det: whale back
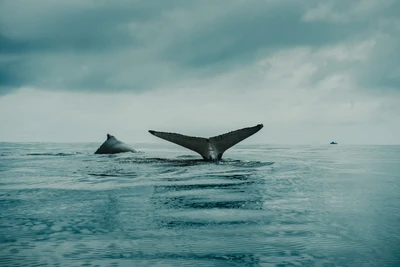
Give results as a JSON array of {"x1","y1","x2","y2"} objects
[{"x1": 94, "y1": 134, "x2": 136, "y2": 154}]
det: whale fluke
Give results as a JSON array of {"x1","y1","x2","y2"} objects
[
  {"x1": 94, "y1": 134, "x2": 137, "y2": 154},
  {"x1": 148, "y1": 124, "x2": 263, "y2": 160}
]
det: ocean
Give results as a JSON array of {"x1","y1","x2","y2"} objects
[{"x1": 1, "y1": 142, "x2": 399, "y2": 266}]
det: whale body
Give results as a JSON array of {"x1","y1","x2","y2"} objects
[
  {"x1": 94, "y1": 134, "x2": 136, "y2": 154},
  {"x1": 149, "y1": 124, "x2": 263, "y2": 160}
]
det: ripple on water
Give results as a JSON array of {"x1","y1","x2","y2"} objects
[{"x1": 1, "y1": 144, "x2": 399, "y2": 266}]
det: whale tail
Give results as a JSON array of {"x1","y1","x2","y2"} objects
[{"x1": 148, "y1": 124, "x2": 263, "y2": 160}]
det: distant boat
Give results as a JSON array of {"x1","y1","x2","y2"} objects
[{"x1": 330, "y1": 141, "x2": 338, "y2": 145}]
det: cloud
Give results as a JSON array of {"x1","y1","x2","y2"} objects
[
  {"x1": 1, "y1": 40, "x2": 399, "y2": 144},
  {"x1": 1, "y1": 0, "x2": 399, "y2": 95},
  {"x1": 302, "y1": 0, "x2": 398, "y2": 24},
  {"x1": 0, "y1": 0, "x2": 399, "y2": 144}
]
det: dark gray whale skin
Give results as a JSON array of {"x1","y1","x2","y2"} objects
[
  {"x1": 94, "y1": 134, "x2": 136, "y2": 154},
  {"x1": 148, "y1": 124, "x2": 263, "y2": 160}
]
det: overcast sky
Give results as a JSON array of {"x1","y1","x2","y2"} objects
[{"x1": 1, "y1": 0, "x2": 399, "y2": 144}]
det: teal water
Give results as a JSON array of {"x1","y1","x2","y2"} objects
[{"x1": 1, "y1": 143, "x2": 399, "y2": 266}]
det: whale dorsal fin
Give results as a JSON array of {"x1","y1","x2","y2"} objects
[{"x1": 148, "y1": 124, "x2": 263, "y2": 160}]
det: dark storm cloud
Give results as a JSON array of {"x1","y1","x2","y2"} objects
[
  {"x1": 165, "y1": 5, "x2": 351, "y2": 68},
  {"x1": 0, "y1": 0, "x2": 399, "y2": 95}
]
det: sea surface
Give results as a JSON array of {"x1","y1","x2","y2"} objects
[{"x1": 0, "y1": 143, "x2": 399, "y2": 267}]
